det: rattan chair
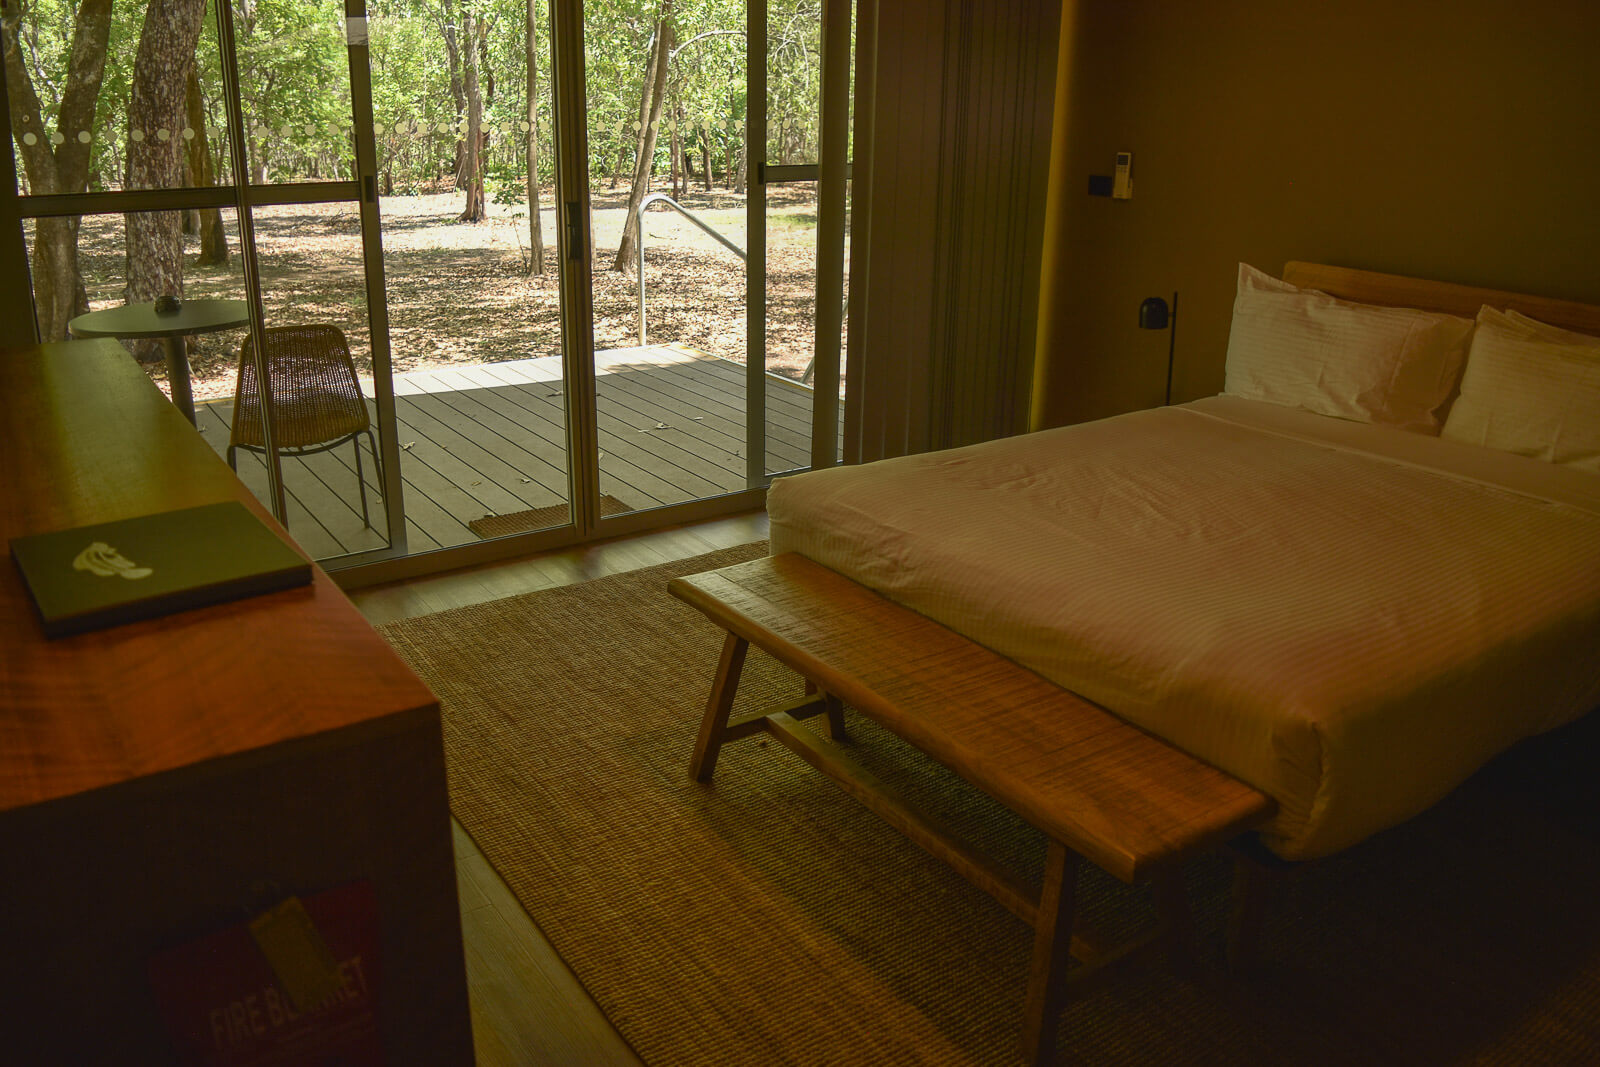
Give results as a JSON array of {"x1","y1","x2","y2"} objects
[{"x1": 227, "y1": 324, "x2": 382, "y2": 528}]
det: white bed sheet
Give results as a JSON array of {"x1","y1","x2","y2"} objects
[{"x1": 768, "y1": 396, "x2": 1600, "y2": 860}]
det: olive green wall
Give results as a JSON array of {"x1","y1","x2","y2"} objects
[{"x1": 1033, "y1": 0, "x2": 1600, "y2": 428}]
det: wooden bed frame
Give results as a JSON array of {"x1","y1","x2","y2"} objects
[
  {"x1": 1282, "y1": 261, "x2": 1600, "y2": 335},
  {"x1": 675, "y1": 263, "x2": 1600, "y2": 1063},
  {"x1": 1233, "y1": 262, "x2": 1600, "y2": 962}
]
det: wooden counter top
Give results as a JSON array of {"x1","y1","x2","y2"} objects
[
  {"x1": 0, "y1": 337, "x2": 437, "y2": 810},
  {"x1": 1, "y1": 339, "x2": 470, "y2": 1064}
]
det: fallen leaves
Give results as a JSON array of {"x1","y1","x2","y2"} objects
[{"x1": 86, "y1": 189, "x2": 834, "y2": 405}]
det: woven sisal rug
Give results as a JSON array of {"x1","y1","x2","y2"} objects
[{"x1": 379, "y1": 544, "x2": 1600, "y2": 1065}]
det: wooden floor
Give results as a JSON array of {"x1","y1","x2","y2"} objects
[
  {"x1": 349, "y1": 509, "x2": 770, "y2": 1066},
  {"x1": 198, "y1": 345, "x2": 821, "y2": 561}
]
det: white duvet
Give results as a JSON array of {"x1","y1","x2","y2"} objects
[{"x1": 768, "y1": 396, "x2": 1600, "y2": 860}]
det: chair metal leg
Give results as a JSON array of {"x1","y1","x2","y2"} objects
[
  {"x1": 226, "y1": 444, "x2": 237, "y2": 471},
  {"x1": 352, "y1": 437, "x2": 371, "y2": 528},
  {"x1": 363, "y1": 430, "x2": 383, "y2": 491}
]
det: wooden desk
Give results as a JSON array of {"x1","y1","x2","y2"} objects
[{"x1": 0, "y1": 340, "x2": 473, "y2": 1064}]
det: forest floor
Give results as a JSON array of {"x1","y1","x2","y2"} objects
[{"x1": 75, "y1": 182, "x2": 841, "y2": 403}]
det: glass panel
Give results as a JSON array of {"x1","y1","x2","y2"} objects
[
  {"x1": 371, "y1": 1, "x2": 569, "y2": 549},
  {"x1": 588, "y1": 0, "x2": 752, "y2": 514},
  {"x1": 26, "y1": 205, "x2": 398, "y2": 561},
  {"x1": 763, "y1": 0, "x2": 826, "y2": 474},
  {"x1": 234, "y1": 0, "x2": 354, "y2": 184},
  {"x1": 7, "y1": 0, "x2": 233, "y2": 195},
  {"x1": 839, "y1": 186, "x2": 850, "y2": 464},
  {"x1": 766, "y1": 0, "x2": 821, "y2": 166},
  {"x1": 25, "y1": 206, "x2": 392, "y2": 560},
  {"x1": 840, "y1": 5, "x2": 854, "y2": 466},
  {"x1": 10, "y1": 2, "x2": 408, "y2": 565},
  {"x1": 244, "y1": 205, "x2": 394, "y2": 557},
  {"x1": 36, "y1": 205, "x2": 248, "y2": 395},
  {"x1": 764, "y1": 179, "x2": 816, "y2": 476}
]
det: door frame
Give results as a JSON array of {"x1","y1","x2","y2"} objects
[{"x1": 212, "y1": 0, "x2": 408, "y2": 565}]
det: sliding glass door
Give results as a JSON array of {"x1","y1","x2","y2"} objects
[
  {"x1": 3, "y1": 0, "x2": 405, "y2": 565},
  {"x1": 4, "y1": 0, "x2": 850, "y2": 575},
  {"x1": 364, "y1": 0, "x2": 578, "y2": 551},
  {"x1": 576, "y1": 0, "x2": 845, "y2": 528},
  {"x1": 346, "y1": 0, "x2": 849, "y2": 556},
  {"x1": 581, "y1": 0, "x2": 759, "y2": 520},
  {"x1": 220, "y1": 0, "x2": 405, "y2": 563}
]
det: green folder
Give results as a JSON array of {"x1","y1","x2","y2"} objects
[{"x1": 10, "y1": 501, "x2": 313, "y2": 638}]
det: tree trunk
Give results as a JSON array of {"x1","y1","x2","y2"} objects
[
  {"x1": 701, "y1": 124, "x2": 713, "y2": 191},
  {"x1": 185, "y1": 65, "x2": 228, "y2": 266},
  {"x1": 478, "y1": 19, "x2": 494, "y2": 104},
  {"x1": 124, "y1": 0, "x2": 209, "y2": 361},
  {"x1": 669, "y1": 113, "x2": 682, "y2": 198},
  {"x1": 2, "y1": 0, "x2": 114, "y2": 340},
  {"x1": 525, "y1": 0, "x2": 544, "y2": 275},
  {"x1": 441, "y1": 0, "x2": 467, "y2": 189},
  {"x1": 732, "y1": 121, "x2": 746, "y2": 195},
  {"x1": 457, "y1": 8, "x2": 486, "y2": 222},
  {"x1": 612, "y1": 2, "x2": 663, "y2": 198},
  {"x1": 30, "y1": 219, "x2": 88, "y2": 344},
  {"x1": 245, "y1": 57, "x2": 275, "y2": 185},
  {"x1": 608, "y1": 137, "x2": 627, "y2": 190},
  {"x1": 612, "y1": 1, "x2": 674, "y2": 273}
]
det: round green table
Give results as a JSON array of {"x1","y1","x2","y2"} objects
[{"x1": 68, "y1": 298, "x2": 250, "y2": 426}]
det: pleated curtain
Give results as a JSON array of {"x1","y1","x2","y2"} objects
[{"x1": 843, "y1": 0, "x2": 1061, "y2": 464}]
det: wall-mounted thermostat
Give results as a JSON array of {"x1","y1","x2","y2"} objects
[{"x1": 1113, "y1": 151, "x2": 1133, "y2": 199}]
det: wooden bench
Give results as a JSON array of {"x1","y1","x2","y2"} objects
[{"x1": 669, "y1": 552, "x2": 1276, "y2": 1064}]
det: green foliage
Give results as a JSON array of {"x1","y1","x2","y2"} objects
[
  {"x1": 9, "y1": 0, "x2": 825, "y2": 194},
  {"x1": 485, "y1": 161, "x2": 524, "y2": 205},
  {"x1": 232, "y1": 0, "x2": 354, "y2": 181},
  {"x1": 5, "y1": 0, "x2": 139, "y2": 189},
  {"x1": 367, "y1": 1, "x2": 459, "y2": 188}
]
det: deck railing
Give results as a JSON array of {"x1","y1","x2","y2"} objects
[{"x1": 635, "y1": 193, "x2": 746, "y2": 347}]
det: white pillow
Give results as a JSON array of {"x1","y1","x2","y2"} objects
[
  {"x1": 1222, "y1": 263, "x2": 1474, "y2": 434},
  {"x1": 1440, "y1": 306, "x2": 1600, "y2": 472}
]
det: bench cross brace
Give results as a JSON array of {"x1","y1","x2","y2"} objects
[{"x1": 687, "y1": 630, "x2": 1199, "y2": 1065}]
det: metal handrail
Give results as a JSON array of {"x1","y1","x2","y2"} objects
[{"x1": 636, "y1": 193, "x2": 746, "y2": 346}]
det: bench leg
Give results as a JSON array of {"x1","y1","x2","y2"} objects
[
  {"x1": 1020, "y1": 840, "x2": 1081, "y2": 1066},
  {"x1": 1152, "y1": 868, "x2": 1197, "y2": 977},
  {"x1": 690, "y1": 632, "x2": 749, "y2": 782},
  {"x1": 823, "y1": 694, "x2": 847, "y2": 741},
  {"x1": 805, "y1": 680, "x2": 849, "y2": 741},
  {"x1": 1227, "y1": 847, "x2": 1274, "y2": 975}
]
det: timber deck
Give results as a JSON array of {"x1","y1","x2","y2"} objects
[{"x1": 197, "y1": 344, "x2": 827, "y2": 561}]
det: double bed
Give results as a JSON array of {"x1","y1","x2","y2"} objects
[{"x1": 767, "y1": 262, "x2": 1600, "y2": 862}]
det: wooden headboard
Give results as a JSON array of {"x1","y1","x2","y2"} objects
[{"x1": 1282, "y1": 262, "x2": 1600, "y2": 338}]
